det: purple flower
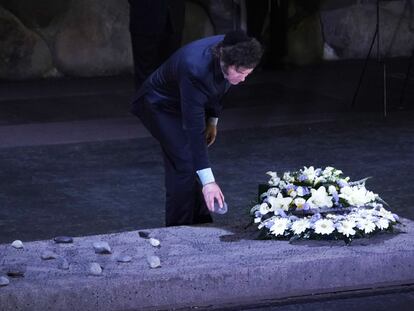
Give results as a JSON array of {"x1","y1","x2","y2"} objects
[
  {"x1": 286, "y1": 184, "x2": 296, "y2": 191},
  {"x1": 315, "y1": 168, "x2": 322, "y2": 176},
  {"x1": 297, "y1": 186, "x2": 310, "y2": 196},
  {"x1": 332, "y1": 192, "x2": 339, "y2": 205},
  {"x1": 299, "y1": 174, "x2": 307, "y2": 182},
  {"x1": 338, "y1": 180, "x2": 348, "y2": 188},
  {"x1": 310, "y1": 213, "x2": 322, "y2": 223},
  {"x1": 303, "y1": 202, "x2": 311, "y2": 211}
]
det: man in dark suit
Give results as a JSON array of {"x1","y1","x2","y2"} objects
[
  {"x1": 128, "y1": 0, "x2": 185, "y2": 89},
  {"x1": 131, "y1": 31, "x2": 263, "y2": 227}
]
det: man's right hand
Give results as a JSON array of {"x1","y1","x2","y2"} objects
[{"x1": 202, "y1": 182, "x2": 224, "y2": 212}]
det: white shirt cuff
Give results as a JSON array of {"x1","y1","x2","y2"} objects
[
  {"x1": 208, "y1": 117, "x2": 218, "y2": 126},
  {"x1": 196, "y1": 168, "x2": 215, "y2": 186}
]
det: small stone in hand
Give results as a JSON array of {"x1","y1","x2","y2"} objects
[{"x1": 212, "y1": 200, "x2": 228, "y2": 214}]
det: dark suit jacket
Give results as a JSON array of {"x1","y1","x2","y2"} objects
[
  {"x1": 131, "y1": 35, "x2": 230, "y2": 171},
  {"x1": 128, "y1": 0, "x2": 185, "y2": 35}
]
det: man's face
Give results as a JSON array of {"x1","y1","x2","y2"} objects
[{"x1": 222, "y1": 65, "x2": 254, "y2": 85}]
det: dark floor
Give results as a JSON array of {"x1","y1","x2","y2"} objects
[
  {"x1": 0, "y1": 58, "x2": 413, "y2": 244},
  {"x1": 0, "y1": 114, "x2": 413, "y2": 244},
  {"x1": 243, "y1": 288, "x2": 414, "y2": 311}
]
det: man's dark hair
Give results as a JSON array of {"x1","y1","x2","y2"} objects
[{"x1": 212, "y1": 31, "x2": 263, "y2": 69}]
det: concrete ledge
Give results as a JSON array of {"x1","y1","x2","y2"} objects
[{"x1": 1, "y1": 219, "x2": 414, "y2": 310}]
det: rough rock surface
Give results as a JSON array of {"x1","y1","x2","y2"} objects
[
  {"x1": 321, "y1": 2, "x2": 414, "y2": 59},
  {"x1": 0, "y1": 6, "x2": 53, "y2": 80},
  {"x1": 182, "y1": 0, "x2": 214, "y2": 45},
  {"x1": 53, "y1": 0, "x2": 133, "y2": 77},
  {"x1": 0, "y1": 0, "x2": 70, "y2": 29},
  {"x1": 204, "y1": 0, "x2": 235, "y2": 33}
]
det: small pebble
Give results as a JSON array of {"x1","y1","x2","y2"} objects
[
  {"x1": 41, "y1": 251, "x2": 58, "y2": 260},
  {"x1": 149, "y1": 238, "x2": 161, "y2": 247},
  {"x1": 89, "y1": 263, "x2": 103, "y2": 276},
  {"x1": 54, "y1": 236, "x2": 73, "y2": 244},
  {"x1": 11, "y1": 240, "x2": 23, "y2": 249},
  {"x1": 138, "y1": 231, "x2": 150, "y2": 239},
  {"x1": 147, "y1": 255, "x2": 161, "y2": 269},
  {"x1": 7, "y1": 269, "x2": 25, "y2": 278},
  {"x1": 0, "y1": 276, "x2": 10, "y2": 286},
  {"x1": 116, "y1": 255, "x2": 132, "y2": 263},
  {"x1": 58, "y1": 259, "x2": 70, "y2": 270},
  {"x1": 93, "y1": 242, "x2": 112, "y2": 254}
]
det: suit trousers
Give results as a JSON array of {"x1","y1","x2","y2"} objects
[{"x1": 133, "y1": 99, "x2": 213, "y2": 226}]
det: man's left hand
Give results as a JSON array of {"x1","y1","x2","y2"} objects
[{"x1": 205, "y1": 123, "x2": 217, "y2": 147}]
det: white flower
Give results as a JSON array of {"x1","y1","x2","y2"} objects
[
  {"x1": 266, "y1": 187, "x2": 280, "y2": 197},
  {"x1": 325, "y1": 213, "x2": 336, "y2": 219},
  {"x1": 283, "y1": 172, "x2": 295, "y2": 183},
  {"x1": 266, "y1": 171, "x2": 281, "y2": 186},
  {"x1": 378, "y1": 207, "x2": 396, "y2": 222},
  {"x1": 337, "y1": 220, "x2": 356, "y2": 237},
  {"x1": 267, "y1": 193, "x2": 292, "y2": 211},
  {"x1": 302, "y1": 166, "x2": 317, "y2": 182},
  {"x1": 266, "y1": 171, "x2": 277, "y2": 178},
  {"x1": 296, "y1": 186, "x2": 307, "y2": 197},
  {"x1": 291, "y1": 219, "x2": 310, "y2": 235},
  {"x1": 269, "y1": 218, "x2": 290, "y2": 236},
  {"x1": 255, "y1": 167, "x2": 399, "y2": 242},
  {"x1": 322, "y1": 166, "x2": 335, "y2": 177},
  {"x1": 356, "y1": 218, "x2": 376, "y2": 234},
  {"x1": 294, "y1": 198, "x2": 306, "y2": 209},
  {"x1": 314, "y1": 176, "x2": 327, "y2": 185},
  {"x1": 314, "y1": 219, "x2": 335, "y2": 235},
  {"x1": 356, "y1": 208, "x2": 377, "y2": 220},
  {"x1": 259, "y1": 203, "x2": 271, "y2": 215},
  {"x1": 250, "y1": 204, "x2": 261, "y2": 215},
  {"x1": 307, "y1": 186, "x2": 333, "y2": 209},
  {"x1": 376, "y1": 218, "x2": 390, "y2": 230},
  {"x1": 339, "y1": 186, "x2": 376, "y2": 207},
  {"x1": 328, "y1": 185, "x2": 337, "y2": 195},
  {"x1": 278, "y1": 180, "x2": 287, "y2": 189}
]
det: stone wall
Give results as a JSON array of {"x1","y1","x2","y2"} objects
[
  {"x1": 0, "y1": 0, "x2": 413, "y2": 80},
  {"x1": 0, "y1": 0, "x2": 224, "y2": 80},
  {"x1": 321, "y1": 0, "x2": 414, "y2": 59},
  {"x1": 0, "y1": 5, "x2": 54, "y2": 79}
]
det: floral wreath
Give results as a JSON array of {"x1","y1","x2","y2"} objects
[{"x1": 250, "y1": 166, "x2": 400, "y2": 244}]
